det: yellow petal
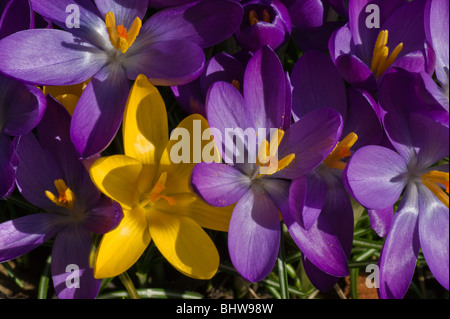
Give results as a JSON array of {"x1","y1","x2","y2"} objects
[
  {"x1": 147, "y1": 209, "x2": 219, "y2": 279},
  {"x1": 123, "y1": 74, "x2": 168, "y2": 166},
  {"x1": 188, "y1": 197, "x2": 233, "y2": 232},
  {"x1": 94, "y1": 205, "x2": 151, "y2": 278},
  {"x1": 89, "y1": 155, "x2": 143, "y2": 210},
  {"x1": 159, "y1": 114, "x2": 220, "y2": 194}
]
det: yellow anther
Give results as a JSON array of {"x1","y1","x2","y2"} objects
[
  {"x1": 324, "y1": 132, "x2": 358, "y2": 170},
  {"x1": 45, "y1": 179, "x2": 75, "y2": 210},
  {"x1": 249, "y1": 8, "x2": 271, "y2": 26},
  {"x1": 105, "y1": 12, "x2": 142, "y2": 54},
  {"x1": 257, "y1": 129, "x2": 294, "y2": 176},
  {"x1": 422, "y1": 170, "x2": 449, "y2": 208},
  {"x1": 370, "y1": 30, "x2": 403, "y2": 78},
  {"x1": 231, "y1": 79, "x2": 241, "y2": 91}
]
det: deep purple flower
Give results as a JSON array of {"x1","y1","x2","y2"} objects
[
  {"x1": 0, "y1": 0, "x2": 46, "y2": 199},
  {"x1": 289, "y1": 50, "x2": 383, "y2": 291},
  {"x1": 0, "y1": 97, "x2": 123, "y2": 299},
  {"x1": 280, "y1": 0, "x2": 347, "y2": 51},
  {"x1": 172, "y1": 51, "x2": 249, "y2": 116},
  {"x1": 344, "y1": 71, "x2": 449, "y2": 298},
  {"x1": 0, "y1": 0, "x2": 243, "y2": 158},
  {"x1": 329, "y1": 0, "x2": 435, "y2": 93},
  {"x1": 191, "y1": 46, "x2": 347, "y2": 282},
  {"x1": 235, "y1": 0, "x2": 291, "y2": 52}
]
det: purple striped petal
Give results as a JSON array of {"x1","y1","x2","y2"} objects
[
  {"x1": 228, "y1": 187, "x2": 281, "y2": 282},
  {"x1": 378, "y1": 183, "x2": 420, "y2": 299},
  {"x1": 51, "y1": 226, "x2": 101, "y2": 299},
  {"x1": 275, "y1": 108, "x2": 342, "y2": 180},
  {"x1": 124, "y1": 39, "x2": 205, "y2": 86},
  {"x1": 0, "y1": 79, "x2": 46, "y2": 137},
  {"x1": 70, "y1": 65, "x2": 130, "y2": 158},
  {"x1": 140, "y1": 0, "x2": 243, "y2": 48},
  {"x1": 0, "y1": 213, "x2": 63, "y2": 263},
  {"x1": 344, "y1": 145, "x2": 407, "y2": 210},
  {"x1": 291, "y1": 50, "x2": 347, "y2": 121},
  {"x1": 368, "y1": 207, "x2": 393, "y2": 238},
  {"x1": 425, "y1": 0, "x2": 449, "y2": 87},
  {"x1": 418, "y1": 184, "x2": 449, "y2": 290},
  {"x1": 29, "y1": 0, "x2": 108, "y2": 49},
  {"x1": 287, "y1": 0, "x2": 323, "y2": 30},
  {"x1": 0, "y1": 29, "x2": 107, "y2": 86},
  {"x1": 243, "y1": 46, "x2": 286, "y2": 130},
  {"x1": 192, "y1": 162, "x2": 251, "y2": 207},
  {"x1": 94, "y1": 0, "x2": 149, "y2": 28},
  {"x1": 83, "y1": 198, "x2": 123, "y2": 234}
]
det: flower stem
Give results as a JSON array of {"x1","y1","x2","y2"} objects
[
  {"x1": 277, "y1": 225, "x2": 289, "y2": 299},
  {"x1": 119, "y1": 272, "x2": 140, "y2": 299}
]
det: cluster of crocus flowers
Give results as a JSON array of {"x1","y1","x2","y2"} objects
[{"x1": 0, "y1": 0, "x2": 448, "y2": 300}]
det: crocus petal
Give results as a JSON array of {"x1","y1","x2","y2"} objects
[
  {"x1": 0, "y1": 29, "x2": 107, "y2": 86},
  {"x1": 147, "y1": 209, "x2": 219, "y2": 280},
  {"x1": 159, "y1": 114, "x2": 220, "y2": 194},
  {"x1": 344, "y1": 145, "x2": 408, "y2": 210},
  {"x1": 29, "y1": 0, "x2": 109, "y2": 49},
  {"x1": 14, "y1": 133, "x2": 66, "y2": 212},
  {"x1": 342, "y1": 88, "x2": 383, "y2": 150},
  {"x1": 378, "y1": 183, "x2": 420, "y2": 299},
  {"x1": 123, "y1": 74, "x2": 168, "y2": 165},
  {"x1": 70, "y1": 65, "x2": 130, "y2": 158},
  {"x1": 425, "y1": 0, "x2": 449, "y2": 86},
  {"x1": 0, "y1": 213, "x2": 63, "y2": 263},
  {"x1": 124, "y1": 39, "x2": 205, "y2": 86},
  {"x1": 186, "y1": 198, "x2": 233, "y2": 232},
  {"x1": 288, "y1": 0, "x2": 323, "y2": 30},
  {"x1": 289, "y1": 175, "x2": 327, "y2": 230},
  {"x1": 228, "y1": 187, "x2": 280, "y2": 282},
  {"x1": 235, "y1": 20, "x2": 287, "y2": 52},
  {"x1": 291, "y1": 50, "x2": 347, "y2": 121},
  {"x1": 302, "y1": 257, "x2": 339, "y2": 292},
  {"x1": 94, "y1": 205, "x2": 150, "y2": 279},
  {"x1": 0, "y1": 135, "x2": 15, "y2": 199},
  {"x1": 83, "y1": 198, "x2": 123, "y2": 235},
  {"x1": 368, "y1": 207, "x2": 394, "y2": 238},
  {"x1": 140, "y1": 0, "x2": 243, "y2": 48},
  {"x1": 192, "y1": 162, "x2": 251, "y2": 207},
  {"x1": 89, "y1": 155, "x2": 143, "y2": 210},
  {"x1": 0, "y1": 0, "x2": 33, "y2": 39},
  {"x1": 409, "y1": 113, "x2": 449, "y2": 169},
  {"x1": 0, "y1": 78, "x2": 46, "y2": 136},
  {"x1": 37, "y1": 96, "x2": 101, "y2": 210},
  {"x1": 243, "y1": 46, "x2": 286, "y2": 130},
  {"x1": 51, "y1": 226, "x2": 100, "y2": 299},
  {"x1": 275, "y1": 108, "x2": 342, "y2": 179},
  {"x1": 267, "y1": 178, "x2": 349, "y2": 277},
  {"x1": 418, "y1": 184, "x2": 449, "y2": 290},
  {"x1": 94, "y1": 0, "x2": 149, "y2": 28}
]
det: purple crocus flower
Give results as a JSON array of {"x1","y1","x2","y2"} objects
[
  {"x1": 0, "y1": 97, "x2": 123, "y2": 299},
  {"x1": 0, "y1": 0, "x2": 46, "y2": 199},
  {"x1": 235, "y1": 0, "x2": 291, "y2": 52},
  {"x1": 289, "y1": 50, "x2": 383, "y2": 291},
  {"x1": 329, "y1": 0, "x2": 435, "y2": 93},
  {"x1": 0, "y1": 0, "x2": 243, "y2": 158},
  {"x1": 344, "y1": 70, "x2": 449, "y2": 298},
  {"x1": 172, "y1": 51, "x2": 248, "y2": 116},
  {"x1": 280, "y1": 0, "x2": 347, "y2": 52},
  {"x1": 191, "y1": 46, "x2": 348, "y2": 282}
]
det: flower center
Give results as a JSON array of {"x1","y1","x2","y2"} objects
[
  {"x1": 141, "y1": 172, "x2": 176, "y2": 208},
  {"x1": 421, "y1": 170, "x2": 449, "y2": 208},
  {"x1": 249, "y1": 8, "x2": 271, "y2": 25},
  {"x1": 256, "y1": 129, "x2": 295, "y2": 176},
  {"x1": 105, "y1": 12, "x2": 142, "y2": 54},
  {"x1": 323, "y1": 132, "x2": 358, "y2": 170},
  {"x1": 370, "y1": 30, "x2": 403, "y2": 78},
  {"x1": 45, "y1": 179, "x2": 76, "y2": 210}
]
